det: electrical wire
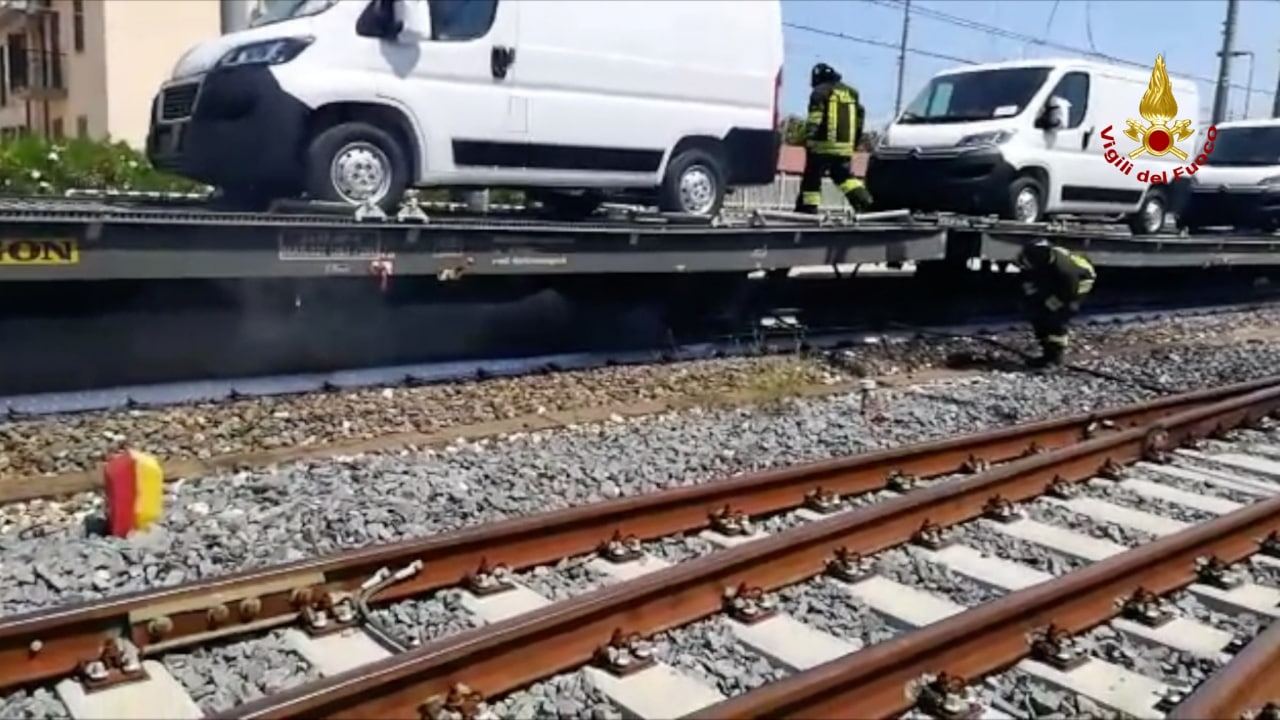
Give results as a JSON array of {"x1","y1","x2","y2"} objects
[
  {"x1": 849, "y1": 0, "x2": 1259, "y2": 95},
  {"x1": 1084, "y1": 0, "x2": 1100, "y2": 54},
  {"x1": 782, "y1": 21, "x2": 977, "y2": 65},
  {"x1": 1040, "y1": 0, "x2": 1062, "y2": 48}
]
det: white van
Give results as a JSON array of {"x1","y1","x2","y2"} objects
[
  {"x1": 1178, "y1": 118, "x2": 1280, "y2": 233},
  {"x1": 146, "y1": 0, "x2": 784, "y2": 217},
  {"x1": 867, "y1": 58, "x2": 1199, "y2": 235}
]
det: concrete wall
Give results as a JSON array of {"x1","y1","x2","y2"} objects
[{"x1": 101, "y1": 0, "x2": 221, "y2": 146}]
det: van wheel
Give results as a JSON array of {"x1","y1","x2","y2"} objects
[
  {"x1": 1005, "y1": 177, "x2": 1045, "y2": 224},
  {"x1": 531, "y1": 190, "x2": 604, "y2": 221},
  {"x1": 1128, "y1": 192, "x2": 1167, "y2": 235},
  {"x1": 305, "y1": 121, "x2": 410, "y2": 212},
  {"x1": 658, "y1": 148, "x2": 725, "y2": 216}
]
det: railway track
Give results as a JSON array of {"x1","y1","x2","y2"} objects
[{"x1": 5, "y1": 376, "x2": 1280, "y2": 718}]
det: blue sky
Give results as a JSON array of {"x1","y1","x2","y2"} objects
[{"x1": 781, "y1": 0, "x2": 1280, "y2": 129}]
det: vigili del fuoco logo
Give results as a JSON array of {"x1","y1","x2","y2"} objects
[{"x1": 1099, "y1": 54, "x2": 1217, "y2": 185}]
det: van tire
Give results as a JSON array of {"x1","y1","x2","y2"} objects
[
  {"x1": 1005, "y1": 176, "x2": 1045, "y2": 224},
  {"x1": 658, "y1": 148, "x2": 726, "y2": 216},
  {"x1": 304, "y1": 121, "x2": 410, "y2": 212},
  {"x1": 1128, "y1": 191, "x2": 1167, "y2": 235}
]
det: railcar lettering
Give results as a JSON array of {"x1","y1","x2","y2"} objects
[
  {"x1": 0, "y1": 239, "x2": 79, "y2": 264},
  {"x1": 278, "y1": 231, "x2": 386, "y2": 261}
]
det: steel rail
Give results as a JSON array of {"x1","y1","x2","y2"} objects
[
  {"x1": 7, "y1": 376, "x2": 1272, "y2": 691},
  {"x1": 1168, "y1": 617, "x2": 1280, "y2": 719},
  {"x1": 689, "y1": 491, "x2": 1280, "y2": 719},
  {"x1": 215, "y1": 377, "x2": 1280, "y2": 719}
]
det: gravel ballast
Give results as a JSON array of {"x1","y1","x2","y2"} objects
[
  {"x1": 3, "y1": 331, "x2": 1280, "y2": 717},
  {"x1": 159, "y1": 630, "x2": 320, "y2": 715},
  {"x1": 8, "y1": 341, "x2": 1280, "y2": 616},
  {"x1": 3, "y1": 306, "x2": 1279, "y2": 481},
  {"x1": 2, "y1": 368, "x2": 1155, "y2": 616}
]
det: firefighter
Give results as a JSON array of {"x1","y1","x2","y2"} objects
[
  {"x1": 1015, "y1": 239, "x2": 1096, "y2": 368},
  {"x1": 795, "y1": 62, "x2": 874, "y2": 215}
]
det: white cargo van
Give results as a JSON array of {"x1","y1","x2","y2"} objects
[
  {"x1": 867, "y1": 58, "x2": 1199, "y2": 235},
  {"x1": 146, "y1": 0, "x2": 784, "y2": 216},
  {"x1": 1178, "y1": 118, "x2": 1280, "y2": 233}
]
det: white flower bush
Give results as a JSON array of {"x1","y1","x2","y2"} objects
[{"x1": 0, "y1": 135, "x2": 202, "y2": 194}]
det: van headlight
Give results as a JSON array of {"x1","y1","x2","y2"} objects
[
  {"x1": 217, "y1": 37, "x2": 314, "y2": 68},
  {"x1": 957, "y1": 130, "x2": 1016, "y2": 147}
]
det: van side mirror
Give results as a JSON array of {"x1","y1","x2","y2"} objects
[
  {"x1": 356, "y1": 0, "x2": 403, "y2": 39},
  {"x1": 1035, "y1": 97, "x2": 1067, "y2": 130}
]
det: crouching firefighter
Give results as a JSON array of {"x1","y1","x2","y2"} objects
[
  {"x1": 795, "y1": 62, "x2": 874, "y2": 215},
  {"x1": 1015, "y1": 239, "x2": 1096, "y2": 368}
]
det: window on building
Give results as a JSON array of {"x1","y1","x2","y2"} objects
[
  {"x1": 72, "y1": 0, "x2": 84, "y2": 53},
  {"x1": 51, "y1": 117, "x2": 63, "y2": 139},
  {"x1": 76, "y1": 114, "x2": 87, "y2": 138}
]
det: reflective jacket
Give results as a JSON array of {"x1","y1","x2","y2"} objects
[
  {"x1": 1020, "y1": 246, "x2": 1096, "y2": 305},
  {"x1": 805, "y1": 81, "x2": 864, "y2": 157}
]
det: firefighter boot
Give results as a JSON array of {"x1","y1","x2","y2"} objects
[
  {"x1": 846, "y1": 186, "x2": 874, "y2": 213},
  {"x1": 1027, "y1": 341, "x2": 1065, "y2": 369},
  {"x1": 795, "y1": 189, "x2": 823, "y2": 215}
]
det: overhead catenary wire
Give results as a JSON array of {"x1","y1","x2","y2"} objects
[{"x1": 837, "y1": 0, "x2": 1266, "y2": 98}]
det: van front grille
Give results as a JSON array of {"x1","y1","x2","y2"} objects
[{"x1": 160, "y1": 82, "x2": 199, "y2": 121}]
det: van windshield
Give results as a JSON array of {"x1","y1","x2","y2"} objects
[
  {"x1": 900, "y1": 67, "x2": 1052, "y2": 124},
  {"x1": 1201, "y1": 125, "x2": 1280, "y2": 166},
  {"x1": 249, "y1": 0, "x2": 338, "y2": 28}
]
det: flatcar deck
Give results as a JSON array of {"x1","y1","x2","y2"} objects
[{"x1": 0, "y1": 195, "x2": 1275, "y2": 281}]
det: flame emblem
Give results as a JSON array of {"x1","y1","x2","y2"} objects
[{"x1": 1123, "y1": 54, "x2": 1194, "y2": 161}]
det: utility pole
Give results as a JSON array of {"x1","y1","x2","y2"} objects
[
  {"x1": 1273, "y1": 49, "x2": 1280, "y2": 118},
  {"x1": 1210, "y1": 0, "x2": 1239, "y2": 125},
  {"x1": 1218, "y1": 50, "x2": 1255, "y2": 118},
  {"x1": 893, "y1": 0, "x2": 912, "y2": 117},
  {"x1": 220, "y1": 0, "x2": 256, "y2": 34}
]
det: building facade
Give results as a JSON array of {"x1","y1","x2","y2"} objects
[{"x1": 0, "y1": 0, "x2": 221, "y2": 147}]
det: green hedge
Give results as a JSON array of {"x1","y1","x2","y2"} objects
[
  {"x1": 0, "y1": 134, "x2": 527, "y2": 205},
  {"x1": 0, "y1": 134, "x2": 205, "y2": 194}
]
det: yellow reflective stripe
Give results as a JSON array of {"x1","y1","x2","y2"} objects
[
  {"x1": 1044, "y1": 296, "x2": 1064, "y2": 311},
  {"x1": 1045, "y1": 334, "x2": 1069, "y2": 347},
  {"x1": 1069, "y1": 254, "x2": 1095, "y2": 273},
  {"x1": 801, "y1": 192, "x2": 822, "y2": 205},
  {"x1": 1077, "y1": 278, "x2": 1094, "y2": 295},
  {"x1": 827, "y1": 95, "x2": 839, "y2": 143},
  {"x1": 807, "y1": 141, "x2": 854, "y2": 156},
  {"x1": 838, "y1": 178, "x2": 864, "y2": 192}
]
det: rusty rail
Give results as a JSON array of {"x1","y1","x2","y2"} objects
[
  {"x1": 215, "y1": 375, "x2": 1280, "y2": 719},
  {"x1": 689, "y1": 494, "x2": 1280, "y2": 719},
  {"x1": 1168, "y1": 618, "x2": 1280, "y2": 719},
  {"x1": 7, "y1": 376, "x2": 1270, "y2": 690}
]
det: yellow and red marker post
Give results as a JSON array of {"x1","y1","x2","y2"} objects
[{"x1": 103, "y1": 450, "x2": 164, "y2": 537}]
